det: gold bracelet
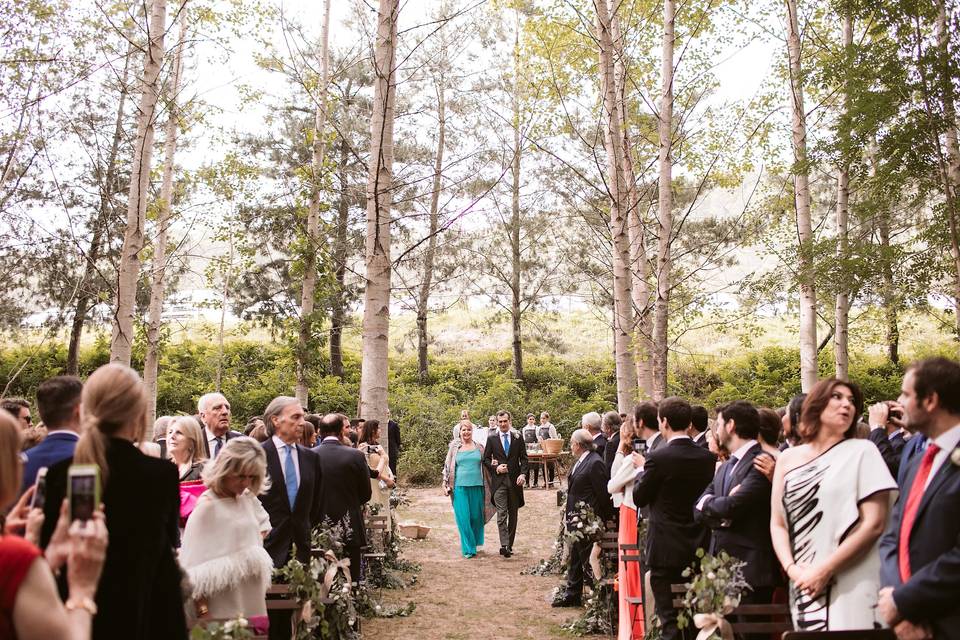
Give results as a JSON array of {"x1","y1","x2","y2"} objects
[{"x1": 65, "y1": 596, "x2": 98, "y2": 616}]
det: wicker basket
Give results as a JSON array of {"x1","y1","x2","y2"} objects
[
  {"x1": 541, "y1": 438, "x2": 563, "y2": 455},
  {"x1": 398, "y1": 523, "x2": 420, "y2": 539}
]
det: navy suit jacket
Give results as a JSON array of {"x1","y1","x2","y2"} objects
[
  {"x1": 869, "y1": 428, "x2": 907, "y2": 479},
  {"x1": 879, "y1": 441, "x2": 960, "y2": 639},
  {"x1": 259, "y1": 439, "x2": 323, "y2": 567},
  {"x1": 898, "y1": 434, "x2": 927, "y2": 488},
  {"x1": 694, "y1": 444, "x2": 780, "y2": 588},
  {"x1": 20, "y1": 431, "x2": 79, "y2": 495},
  {"x1": 312, "y1": 439, "x2": 372, "y2": 563}
]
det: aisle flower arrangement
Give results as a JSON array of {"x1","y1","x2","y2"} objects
[
  {"x1": 189, "y1": 616, "x2": 255, "y2": 640},
  {"x1": 677, "y1": 550, "x2": 750, "y2": 640}
]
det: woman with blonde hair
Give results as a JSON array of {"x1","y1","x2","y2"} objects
[
  {"x1": 167, "y1": 416, "x2": 208, "y2": 481},
  {"x1": 180, "y1": 437, "x2": 273, "y2": 634},
  {"x1": 40, "y1": 363, "x2": 187, "y2": 640}
]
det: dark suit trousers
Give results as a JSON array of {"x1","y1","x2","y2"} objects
[
  {"x1": 492, "y1": 483, "x2": 518, "y2": 549},
  {"x1": 564, "y1": 537, "x2": 593, "y2": 598},
  {"x1": 650, "y1": 565, "x2": 687, "y2": 640}
]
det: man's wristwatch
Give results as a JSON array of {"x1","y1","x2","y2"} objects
[{"x1": 65, "y1": 596, "x2": 98, "y2": 615}]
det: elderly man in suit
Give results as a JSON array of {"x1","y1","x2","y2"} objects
[
  {"x1": 633, "y1": 397, "x2": 716, "y2": 640},
  {"x1": 20, "y1": 375, "x2": 83, "y2": 494},
  {"x1": 878, "y1": 357, "x2": 960, "y2": 640},
  {"x1": 694, "y1": 401, "x2": 780, "y2": 609},
  {"x1": 198, "y1": 392, "x2": 242, "y2": 459},
  {"x1": 259, "y1": 397, "x2": 323, "y2": 640},
  {"x1": 554, "y1": 428, "x2": 614, "y2": 607},
  {"x1": 602, "y1": 410, "x2": 622, "y2": 475},
  {"x1": 481, "y1": 410, "x2": 528, "y2": 558},
  {"x1": 313, "y1": 413, "x2": 373, "y2": 580}
]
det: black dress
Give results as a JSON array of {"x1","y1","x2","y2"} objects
[{"x1": 41, "y1": 437, "x2": 187, "y2": 640}]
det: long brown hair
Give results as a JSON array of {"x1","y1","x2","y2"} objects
[
  {"x1": 74, "y1": 363, "x2": 148, "y2": 486},
  {"x1": 798, "y1": 377, "x2": 863, "y2": 442},
  {"x1": 0, "y1": 410, "x2": 21, "y2": 509}
]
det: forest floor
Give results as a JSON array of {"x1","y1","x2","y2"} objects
[{"x1": 362, "y1": 486, "x2": 615, "y2": 640}]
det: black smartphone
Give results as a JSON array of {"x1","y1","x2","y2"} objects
[
  {"x1": 68, "y1": 464, "x2": 100, "y2": 521},
  {"x1": 31, "y1": 467, "x2": 48, "y2": 510},
  {"x1": 632, "y1": 438, "x2": 647, "y2": 455}
]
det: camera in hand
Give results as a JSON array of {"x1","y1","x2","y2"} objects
[
  {"x1": 632, "y1": 438, "x2": 647, "y2": 455},
  {"x1": 68, "y1": 464, "x2": 100, "y2": 521},
  {"x1": 31, "y1": 467, "x2": 48, "y2": 510}
]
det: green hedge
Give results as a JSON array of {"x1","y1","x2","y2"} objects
[{"x1": 2, "y1": 337, "x2": 949, "y2": 484}]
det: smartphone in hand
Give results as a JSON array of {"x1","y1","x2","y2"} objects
[
  {"x1": 31, "y1": 467, "x2": 48, "y2": 510},
  {"x1": 68, "y1": 464, "x2": 101, "y2": 521}
]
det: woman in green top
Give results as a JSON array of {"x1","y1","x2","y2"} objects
[{"x1": 442, "y1": 419, "x2": 488, "y2": 558}]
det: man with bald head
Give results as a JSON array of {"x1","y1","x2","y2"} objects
[
  {"x1": 198, "y1": 392, "x2": 242, "y2": 458},
  {"x1": 554, "y1": 427, "x2": 614, "y2": 607}
]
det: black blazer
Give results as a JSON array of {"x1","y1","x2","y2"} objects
[
  {"x1": 694, "y1": 443, "x2": 780, "y2": 588},
  {"x1": 632, "y1": 437, "x2": 716, "y2": 569},
  {"x1": 879, "y1": 441, "x2": 960, "y2": 639},
  {"x1": 259, "y1": 439, "x2": 323, "y2": 567},
  {"x1": 41, "y1": 439, "x2": 186, "y2": 640},
  {"x1": 387, "y1": 419, "x2": 401, "y2": 475},
  {"x1": 693, "y1": 431, "x2": 710, "y2": 449},
  {"x1": 482, "y1": 429, "x2": 528, "y2": 508},
  {"x1": 592, "y1": 432, "x2": 608, "y2": 456},
  {"x1": 604, "y1": 433, "x2": 620, "y2": 476},
  {"x1": 201, "y1": 428, "x2": 243, "y2": 458},
  {"x1": 566, "y1": 451, "x2": 614, "y2": 526},
  {"x1": 312, "y1": 439, "x2": 372, "y2": 554},
  {"x1": 869, "y1": 428, "x2": 906, "y2": 479}
]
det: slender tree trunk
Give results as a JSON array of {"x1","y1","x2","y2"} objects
[
  {"x1": 144, "y1": 11, "x2": 187, "y2": 424},
  {"x1": 110, "y1": 0, "x2": 167, "y2": 365},
  {"x1": 786, "y1": 0, "x2": 818, "y2": 391},
  {"x1": 295, "y1": 0, "x2": 332, "y2": 408},
  {"x1": 329, "y1": 133, "x2": 349, "y2": 379},
  {"x1": 873, "y1": 142, "x2": 899, "y2": 364},
  {"x1": 937, "y1": 2, "x2": 960, "y2": 344},
  {"x1": 510, "y1": 11, "x2": 524, "y2": 381},
  {"x1": 651, "y1": 0, "x2": 675, "y2": 400},
  {"x1": 215, "y1": 237, "x2": 233, "y2": 393},
  {"x1": 417, "y1": 77, "x2": 445, "y2": 382},
  {"x1": 360, "y1": 0, "x2": 398, "y2": 451},
  {"x1": 596, "y1": 0, "x2": 638, "y2": 410},
  {"x1": 67, "y1": 39, "x2": 134, "y2": 375},
  {"x1": 834, "y1": 14, "x2": 852, "y2": 381}
]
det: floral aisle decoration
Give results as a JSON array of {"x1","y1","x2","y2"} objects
[
  {"x1": 677, "y1": 550, "x2": 750, "y2": 640},
  {"x1": 189, "y1": 616, "x2": 255, "y2": 640},
  {"x1": 554, "y1": 502, "x2": 615, "y2": 635},
  {"x1": 559, "y1": 587, "x2": 616, "y2": 636},
  {"x1": 563, "y1": 501, "x2": 604, "y2": 546}
]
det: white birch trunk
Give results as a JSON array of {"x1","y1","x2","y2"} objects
[
  {"x1": 651, "y1": 0, "x2": 675, "y2": 400},
  {"x1": 360, "y1": 0, "x2": 398, "y2": 451},
  {"x1": 144, "y1": 11, "x2": 187, "y2": 425},
  {"x1": 834, "y1": 14, "x2": 852, "y2": 381},
  {"x1": 295, "y1": 0, "x2": 332, "y2": 407},
  {"x1": 786, "y1": 0, "x2": 818, "y2": 391},
  {"x1": 596, "y1": 0, "x2": 638, "y2": 412},
  {"x1": 110, "y1": 0, "x2": 167, "y2": 365}
]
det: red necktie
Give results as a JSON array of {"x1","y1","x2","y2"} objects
[{"x1": 898, "y1": 443, "x2": 941, "y2": 581}]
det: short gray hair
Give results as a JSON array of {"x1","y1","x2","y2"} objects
[
  {"x1": 202, "y1": 436, "x2": 270, "y2": 496},
  {"x1": 571, "y1": 428, "x2": 593, "y2": 449},
  {"x1": 263, "y1": 396, "x2": 301, "y2": 436},
  {"x1": 581, "y1": 411, "x2": 602, "y2": 431},
  {"x1": 153, "y1": 416, "x2": 173, "y2": 441},
  {"x1": 602, "y1": 411, "x2": 622, "y2": 431},
  {"x1": 198, "y1": 392, "x2": 228, "y2": 414}
]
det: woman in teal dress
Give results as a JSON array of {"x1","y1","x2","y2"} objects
[{"x1": 442, "y1": 419, "x2": 491, "y2": 558}]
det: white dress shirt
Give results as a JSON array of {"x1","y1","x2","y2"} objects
[
  {"x1": 924, "y1": 423, "x2": 960, "y2": 490},
  {"x1": 570, "y1": 450, "x2": 591, "y2": 478},
  {"x1": 272, "y1": 435, "x2": 301, "y2": 487}
]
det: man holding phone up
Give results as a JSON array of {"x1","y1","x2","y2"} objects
[{"x1": 869, "y1": 400, "x2": 910, "y2": 478}]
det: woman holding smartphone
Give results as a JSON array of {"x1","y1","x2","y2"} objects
[
  {"x1": 40, "y1": 363, "x2": 187, "y2": 640},
  {"x1": 0, "y1": 407, "x2": 109, "y2": 640}
]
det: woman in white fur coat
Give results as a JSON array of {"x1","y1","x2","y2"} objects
[{"x1": 179, "y1": 437, "x2": 273, "y2": 634}]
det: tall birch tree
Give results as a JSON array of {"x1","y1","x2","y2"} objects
[
  {"x1": 295, "y1": 0, "x2": 332, "y2": 407},
  {"x1": 359, "y1": 0, "x2": 399, "y2": 447},
  {"x1": 111, "y1": 0, "x2": 168, "y2": 365},
  {"x1": 834, "y1": 13, "x2": 853, "y2": 380}
]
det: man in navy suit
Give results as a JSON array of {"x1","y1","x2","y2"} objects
[
  {"x1": 481, "y1": 410, "x2": 528, "y2": 557},
  {"x1": 868, "y1": 400, "x2": 910, "y2": 478},
  {"x1": 198, "y1": 392, "x2": 243, "y2": 458},
  {"x1": 633, "y1": 397, "x2": 716, "y2": 640},
  {"x1": 694, "y1": 401, "x2": 780, "y2": 608},
  {"x1": 20, "y1": 375, "x2": 83, "y2": 494},
  {"x1": 878, "y1": 357, "x2": 960, "y2": 640},
  {"x1": 555, "y1": 428, "x2": 614, "y2": 606}
]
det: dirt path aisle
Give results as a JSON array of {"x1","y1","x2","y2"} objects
[{"x1": 362, "y1": 486, "x2": 615, "y2": 640}]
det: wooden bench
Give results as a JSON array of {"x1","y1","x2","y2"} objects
[{"x1": 670, "y1": 583, "x2": 792, "y2": 635}]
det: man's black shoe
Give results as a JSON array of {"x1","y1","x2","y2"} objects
[
  {"x1": 499, "y1": 547, "x2": 509, "y2": 557},
  {"x1": 551, "y1": 596, "x2": 582, "y2": 608}
]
